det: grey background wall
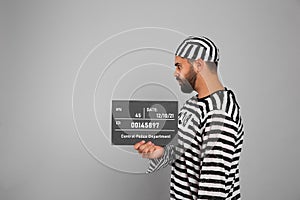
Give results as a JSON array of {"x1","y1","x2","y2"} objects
[{"x1": 1, "y1": 0, "x2": 299, "y2": 199}]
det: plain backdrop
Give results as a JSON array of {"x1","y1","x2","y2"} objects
[{"x1": 0, "y1": 0, "x2": 300, "y2": 199}]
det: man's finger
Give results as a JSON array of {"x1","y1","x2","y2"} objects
[
  {"x1": 138, "y1": 141, "x2": 152, "y2": 153},
  {"x1": 142, "y1": 151, "x2": 153, "y2": 158},
  {"x1": 149, "y1": 146, "x2": 156, "y2": 153},
  {"x1": 143, "y1": 143, "x2": 155, "y2": 154},
  {"x1": 134, "y1": 140, "x2": 145, "y2": 150},
  {"x1": 142, "y1": 153, "x2": 150, "y2": 158}
]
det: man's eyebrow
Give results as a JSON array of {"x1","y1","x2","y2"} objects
[{"x1": 175, "y1": 62, "x2": 181, "y2": 67}]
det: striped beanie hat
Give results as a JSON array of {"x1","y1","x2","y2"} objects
[{"x1": 175, "y1": 36, "x2": 220, "y2": 63}]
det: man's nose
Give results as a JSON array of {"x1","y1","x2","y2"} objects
[{"x1": 174, "y1": 70, "x2": 179, "y2": 78}]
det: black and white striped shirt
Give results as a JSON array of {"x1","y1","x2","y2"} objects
[{"x1": 147, "y1": 88, "x2": 244, "y2": 200}]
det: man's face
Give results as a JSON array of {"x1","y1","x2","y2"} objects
[{"x1": 174, "y1": 56, "x2": 197, "y2": 93}]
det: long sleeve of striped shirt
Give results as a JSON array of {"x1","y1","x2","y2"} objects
[
  {"x1": 146, "y1": 88, "x2": 244, "y2": 200},
  {"x1": 146, "y1": 144, "x2": 175, "y2": 173}
]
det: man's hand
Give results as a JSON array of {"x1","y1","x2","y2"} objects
[{"x1": 134, "y1": 140, "x2": 164, "y2": 159}]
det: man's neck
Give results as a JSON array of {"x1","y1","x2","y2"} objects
[{"x1": 195, "y1": 75, "x2": 225, "y2": 98}]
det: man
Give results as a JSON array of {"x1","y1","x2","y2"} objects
[{"x1": 134, "y1": 36, "x2": 244, "y2": 200}]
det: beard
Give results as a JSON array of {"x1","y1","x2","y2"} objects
[{"x1": 177, "y1": 65, "x2": 197, "y2": 93}]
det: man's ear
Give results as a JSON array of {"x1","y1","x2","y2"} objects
[{"x1": 194, "y1": 59, "x2": 205, "y2": 73}]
